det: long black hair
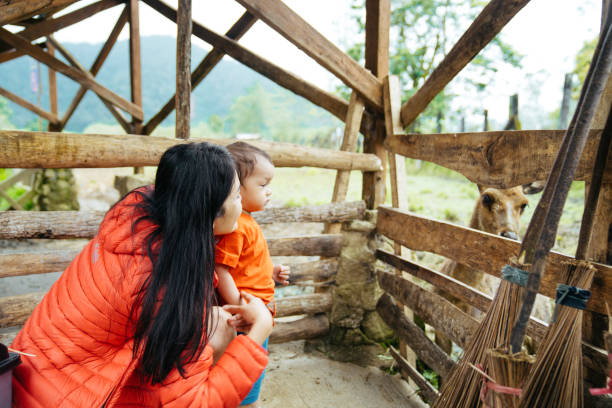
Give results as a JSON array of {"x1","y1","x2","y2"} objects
[{"x1": 131, "y1": 142, "x2": 235, "y2": 384}]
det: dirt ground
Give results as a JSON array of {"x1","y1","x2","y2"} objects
[{"x1": 262, "y1": 340, "x2": 427, "y2": 408}]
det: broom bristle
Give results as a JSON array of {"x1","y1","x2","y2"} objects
[
  {"x1": 432, "y1": 269, "x2": 527, "y2": 408},
  {"x1": 485, "y1": 348, "x2": 535, "y2": 408},
  {"x1": 518, "y1": 261, "x2": 596, "y2": 408}
]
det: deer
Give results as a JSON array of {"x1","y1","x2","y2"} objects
[{"x1": 435, "y1": 185, "x2": 552, "y2": 355}]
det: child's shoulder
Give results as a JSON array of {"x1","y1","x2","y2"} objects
[{"x1": 238, "y1": 212, "x2": 263, "y2": 236}]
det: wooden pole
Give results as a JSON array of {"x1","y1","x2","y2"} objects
[
  {"x1": 324, "y1": 92, "x2": 365, "y2": 234},
  {"x1": 128, "y1": 0, "x2": 142, "y2": 135},
  {"x1": 362, "y1": 0, "x2": 389, "y2": 209},
  {"x1": 46, "y1": 39, "x2": 59, "y2": 132},
  {"x1": 559, "y1": 73, "x2": 573, "y2": 129},
  {"x1": 504, "y1": 93, "x2": 520, "y2": 130},
  {"x1": 0, "y1": 86, "x2": 60, "y2": 126},
  {"x1": 175, "y1": 0, "x2": 192, "y2": 140}
]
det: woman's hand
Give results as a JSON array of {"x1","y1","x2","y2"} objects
[
  {"x1": 222, "y1": 292, "x2": 273, "y2": 344},
  {"x1": 208, "y1": 306, "x2": 237, "y2": 364}
]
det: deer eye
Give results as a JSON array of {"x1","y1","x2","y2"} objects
[
  {"x1": 520, "y1": 203, "x2": 527, "y2": 213},
  {"x1": 482, "y1": 193, "x2": 494, "y2": 210}
]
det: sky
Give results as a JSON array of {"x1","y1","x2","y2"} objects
[{"x1": 43, "y1": 0, "x2": 602, "y2": 129}]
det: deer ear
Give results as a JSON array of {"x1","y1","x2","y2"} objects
[{"x1": 477, "y1": 184, "x2": 485, "y2": 194}]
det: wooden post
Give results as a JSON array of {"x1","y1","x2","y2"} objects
[
  {"x1": 362, "y1": 0, "x2": 389, "y2": 209},
  {"x1": 128, "y1": 0, "x2": 144, "y2": 174},
  {"x1": 325, "y1": 92, "x2": 365, "y2": 234},
  {"x1": 46, "y1": 38, "x2": 59, "y2": 132},
  {"x1": 384, "y1": 75, "x2": 418, "y2": 383},
  {"x1": 504, "y1": 93, "x2": 520, "y2": 130},
  {"x1": 583, "y1": 2, "x2": 612, "y2": 390},
  {"x1": 175, "y1": 0, "x2": 192, "y2": 140},
  {"x1": 559, "y1": 73, "x2": 572, "y2": 130},
  {"x1": 483, "y1": 109, "x2": 489, "y2": 131}
]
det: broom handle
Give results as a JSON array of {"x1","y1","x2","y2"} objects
[
  {"x1": 575, "y1": 92, "x2": 612, "y2": 260},
  {"x1": 509, "y1": 22, "x2": 612, "y2": 353},
  {"x1": 518, "y1": 6, "x2": 612, "y2": 263}
]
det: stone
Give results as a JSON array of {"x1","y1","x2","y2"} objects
[
  {"x1": 330, "y1": 301, "x2": 363, "y2": 328},
  {"x1": 361, "y1": 311, "x2": 395, "y2": 342}
]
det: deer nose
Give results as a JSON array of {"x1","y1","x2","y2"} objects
[{"x1": 501, "y1": 231, "x2": 518, "y2": 240}]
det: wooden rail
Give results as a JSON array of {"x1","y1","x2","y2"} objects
[
  {"x1": 0, "y1": 131, "x2": 382, "y2": 171},
  {"x1": 385, "y1": 130, "x2": 610, "y2": 188},
  {"x1": 377, "y1": 206, "x2": 612, "y2": 315},
  {"x1": 376, "y1": 270, "x2": 609, "y2": 377},
  {"x1": 270, "y1": 314, "x2": 329, "y2": 344},
  {"x1": 0, "y1": 201, "x2": 363, "y2": 239}
]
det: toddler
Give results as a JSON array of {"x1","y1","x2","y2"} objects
[{"x1": 215, "y1": 141, "x2": 290, "y2": 407}]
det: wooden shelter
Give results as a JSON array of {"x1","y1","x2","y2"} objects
[{"x1": 0, "y1": 0, "x2": 611, "y2": 406}]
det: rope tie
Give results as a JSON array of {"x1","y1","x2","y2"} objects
[
  {"x1": 501, "y1": 265, "x2": 528, "y2": 287},
  {"x1": 551, "y1": 284, "x2": 591, "y2": 322},
  {"x1": 474, "y1": 363, "x2": 522, "y2": 408}
]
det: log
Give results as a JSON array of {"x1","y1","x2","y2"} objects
[
  {"x1": 141, "y1": 0, "x2": 374, "y2": 133},
  {"x1": 385, "y1": 130, "x2": 611, "y2": 188},
  {"x1": 0, "y1": 250, "x2": 81, "y2": 278},
  {"x1": 175, "y1": 0, "x2": 192, "y2": 140},
  {"x1": 389, "y1": 346, "x2": 440, "y2": 402},
  {"x1": 377, "y1": 293, "x2": 455, "y2": 378},
  {"x1": 128, "y1": 0, "x2": 142, "y2": 132},
  {"x1": 0, "y1": 202, "x2": 363, "y2": 239},
  {"x1": 378, "y1": 269, "x2": 476, "y2": 348},
  {"x1": 253, "y1": 201, "x2": 365, "y2": 224},
  {"x1": 235, "y1": 0, "x2": 383, "y2": 110},
  {"x1": 377, "y1": 268, "x2": 609, "y2": 377},
  {"x1": 267, "y1": 235, "x2": 342, "y2": 257},
  {"x1": 0, "y1": 130, "x2": 382, "y2": 171},
  {"x1": 0, "y1": 27, "x2": 143, "y2": 120},
  {"x1": 285, "y1": 259, "x2": 339, "y2": 283},
  {"x1": 0, "y1": 292, "x2": 45, "y2": 328},
  {"x1": 399, "y1": 0, "x2": 530, "y2": 127},
  {"x1": 270, "y1": 314, "x2": 329, "y2": 344},
  {"x1": 143, "y1": 12, "x2": 257, "y2": 135},
  {"x1": 377, "y1": 206, "x2": 612, "y2": 315},
  {"x1": 0, "y1": 0, "x2": 109, "y2": 32},
  {"x1": 47, "y1": 39, "x2": 59, "y2": 131},
  {"x1": 60, "y1": 7, "x2": 128, "y2": 130},
  {"x1": 0, "y1": 87, "x2": 60, "y2": 125},
  {"x1": 275, "y1": 293, "x2": 332, "y2": 318}
]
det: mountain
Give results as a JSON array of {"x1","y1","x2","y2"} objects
[{"x1": 0, "y1": 35, "x2": 338, "y2": 133}]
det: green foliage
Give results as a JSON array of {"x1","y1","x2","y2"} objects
[
  {"x1": 416, "y1": 359, "x2": 440, "y2": 389},
  {"x1": 573, "y1": 37, "x2": 596, "y2": 100},
  {"x1": 346, "y1": 0, "x2": 522, "y2": 132}
]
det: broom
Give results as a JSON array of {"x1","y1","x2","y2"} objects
[
  {"x1": 481, "y1": 14, "x2": 612, "y2": 407},
  {"x1": 433, "y1": 10, "x2": 612, "y2": 407}
]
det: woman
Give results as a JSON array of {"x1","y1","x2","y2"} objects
[{"x1": 11, "y1": 142, "x2": 273, "y2": 407}]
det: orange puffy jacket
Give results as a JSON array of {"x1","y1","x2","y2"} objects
[{"x1": 11, "y1": 190, "x2": 268, "y2": 407}]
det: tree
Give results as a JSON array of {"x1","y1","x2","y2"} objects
[
  {"x1": 0, "y1": 96, "x2": 14, "y2": 129},
  {"x1": 346, "y1": 0, "x2": 522, "y2": 132},
  {"x1": 572, "y1": 36, "x2": 596, "y2": 100}
]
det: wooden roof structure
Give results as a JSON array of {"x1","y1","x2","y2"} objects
[{"x1": 1, "y1": 0, "x2": 611, "y2": 404}]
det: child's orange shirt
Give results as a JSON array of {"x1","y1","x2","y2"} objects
[{"x1": 215, "y1": 212, "x2": 275, "y2": 306}]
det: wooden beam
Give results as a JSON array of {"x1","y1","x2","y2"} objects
[
  {"x1": 325, "y1": 92, "x2": 365, "y2": 234},
  {"x1": 47, "y1": 36, "x2": 131, "y2": 133},
  {"x1": 389, "y1": 346, "x2": 440, "y2": 402},
  {"x1": 0, "y1": 27, "x2": 143, "y2": 120},
  {"x1": 46, "y1": 38, "x2": 59, "y2": 132},
  {"x1": 142, "y1": 0, "x2": 366, "y2": 131},
  {"x1": 399, "y1": 0, "x2": 530, "y2": 127},
  {"x1": 0, "y1": 292, "x2": 45, "y2": 328},
  {"x1": 270, "y1": 314, "x2": 329, "y2": 344},
  {"x1": 267, "y1": 235, "x2": 342, "y2": 257},
  {"x1": 128, "y1": 0, "x2": 143, "y2": 133},
  {"x1": 376, "y1": 206, "x2": 612, "y2": 315},
  {"x1": 143, "y1": 11, "x2": 257, "y2": 135},
  {"x1": 235, "y1": 0, "x2": 383, "y2": 110},
  {"x1": 0, "y1": 130, "x2": 382, "y2": 171},
  {"x1": 252, "y1": 201, "x2": 366, "y2": 224},
  {"x1": 175, "y1": 0, "x2": 192, "y2": 139},
  {"x1": 0, "y1": 0, "x2": 121, "y2": 52},
  {"x1": 377, "y1": 293, "x2": 455, "y2": 378},
  {"x1": 385, "y1": 129, "x2": 611, "y2": 188},
  {"x1": 285, "y1": 259, "x2": 338, "y2": 284},
  {"x1": 275, "y1": 293, "x2": 332, "y2": 318},
  {"x1": 377, "y1": 269, "x2": 609, "y2": 377},
  {"x1": 60, "y1": 7, "x2": 128, "y2": 130},
  {"x1": 0, "y1": 86, "x2": 60, "y2": 125}
]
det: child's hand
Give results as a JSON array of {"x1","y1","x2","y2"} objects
[
  {"x1": 273, "y1": 264, "x2": 290, "y2": 286},
  {"x1": 223, "y1": 292, "x2": 273, "y2": 344}
]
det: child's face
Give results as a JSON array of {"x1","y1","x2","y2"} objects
[
  {"x1": 241, "y1": 155, "x2": 274, "y2": 212},
  {"x1": 213, "y1": 172, "x2": 242, "y2": 235}
]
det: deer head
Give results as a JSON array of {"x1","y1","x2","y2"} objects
[{"x1": 472, "y1": 186, "x2": 529, "y2": 241}]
